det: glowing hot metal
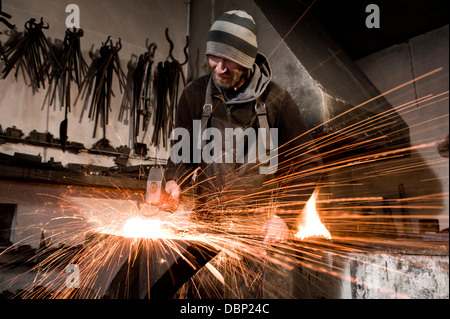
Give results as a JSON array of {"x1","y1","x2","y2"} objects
[{"x1": 123, "y1": 218, "x2": 169, "y2": 239}]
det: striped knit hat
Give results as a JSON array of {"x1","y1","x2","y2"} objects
[{"x1": 206, "y1": 10, "x2": 258, "y2": 69}]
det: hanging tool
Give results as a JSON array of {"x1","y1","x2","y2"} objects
[
  {"x1": 1, "y1": 17, "x2": 60, "y2": 93},
  {"x1": 152, "y1": 60, "x2": 168, "y2": 147},
  {"x1": 165, "y1": 27, "x2": 188, "y2": 86},
  {"x1": 46, "y1": 28, "x2": 88, "y2": 152},
  {"x1": 0, "y1": 33, "x2": 5, "y2": 65},
  {"x1": 118, "y1": 55, "x2": 136, "y2": 127},
  {"x1": 152, "y1": 28, "x2": 188, "y2": 149},
  {"x1": 78, "y1": 36, "x2": 126, "y2": 139},
  {"x1": 59, "y1": 103, "x2": 69, "y2": 152},
  {"x1": 0, "y1": 0, "x2": 14, "y2": 65},
  {"x1": 132, "y1": 42, "x2": 157, "y2": 155},
  {"x1": 48, "y1": 28, "x2": 88, "y2": 108}
]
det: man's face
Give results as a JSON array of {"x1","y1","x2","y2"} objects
[{"x1": 208, "y1": 55, "x2": 247, "y2": 90}]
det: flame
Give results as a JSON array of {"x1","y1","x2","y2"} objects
[
  {"x1": 295, "y1": 190, "x2": 332, "y2": 240},
  {"x1": 123, "y1": 218, "x2": 168, "y2": 239}
]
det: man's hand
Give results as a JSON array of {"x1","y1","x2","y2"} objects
[
  {"x1": 159, "y1": 180, "x2": 181, "y2": 212},
  {"x1": 262, "y1": 215, "x2": 289, "y2": 244}
]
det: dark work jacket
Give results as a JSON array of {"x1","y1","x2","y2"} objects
[{"x1": 165, "y1": 74, "x2": 323, "y2": 231}]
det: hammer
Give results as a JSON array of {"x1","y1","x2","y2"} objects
[
  {"x1": 145, "y1": 167, "x2": 167, "y2": 205},
  {"x1": 144, "y1": 167, "x2": 181, "y2": 213}
]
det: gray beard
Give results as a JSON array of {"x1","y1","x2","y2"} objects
[{"x1": 211, "y1": 71, "x2": 243, "y2": 91}]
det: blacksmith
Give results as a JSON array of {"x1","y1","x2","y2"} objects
[{"x1": 162, "y1": 10, "x2": 322, "y2": 297}]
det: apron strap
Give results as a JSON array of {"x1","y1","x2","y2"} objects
[
  {"x1": 255, "y1": 100, "x2": 271, "y2": 152},
  {"x1": 199, "y1": 77, "x2": 271, "y2": 153},
  {"x1": 198, "y1": 77, "x2": 213, "y2": 151}
]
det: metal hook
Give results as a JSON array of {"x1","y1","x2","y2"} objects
[
  {"x1": 147, "y1": 42, "x2": 157, "y2": 58},
  {"x1": 165, "y1": 28, "x2": 189, "y2": 65},
  {"x1": 37, "y1": 17, "x2": 49, "y2": 29},
  {"x1": 99, "y1": 36, "x2": 111, "y2": 56},
  {"x1": 180, "y1": 35, "x2": 189, "y2": 65},
  {"x1": 64, "y1": 28, "x2": 72, "y2": 46},
  {"x1": 0, "y1": 0, "x2": 15, "y2": 29},
  {"x1": 102, "y1": 36, "x2": 111, "y2": 47},
  {"x1": 24, "y1": 18, "x2": 36, "y2": 31},
  {"x1": 115, "y1": 37, "x2": 122, "y2": 51},
  {"x1": 165, "y1": 28, "x2": 175, "y2": 62},
  {"x1": 76, "y1": 28, "x2": 84, "y2": 37}
]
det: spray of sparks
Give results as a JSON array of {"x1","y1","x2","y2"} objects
[{"x1": 0, "y1": 76, "x2": 447, "y2": 298}]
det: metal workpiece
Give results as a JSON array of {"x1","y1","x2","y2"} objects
[{"x1": 77, "y1": 231, "x2": 219, "y2": 299}]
